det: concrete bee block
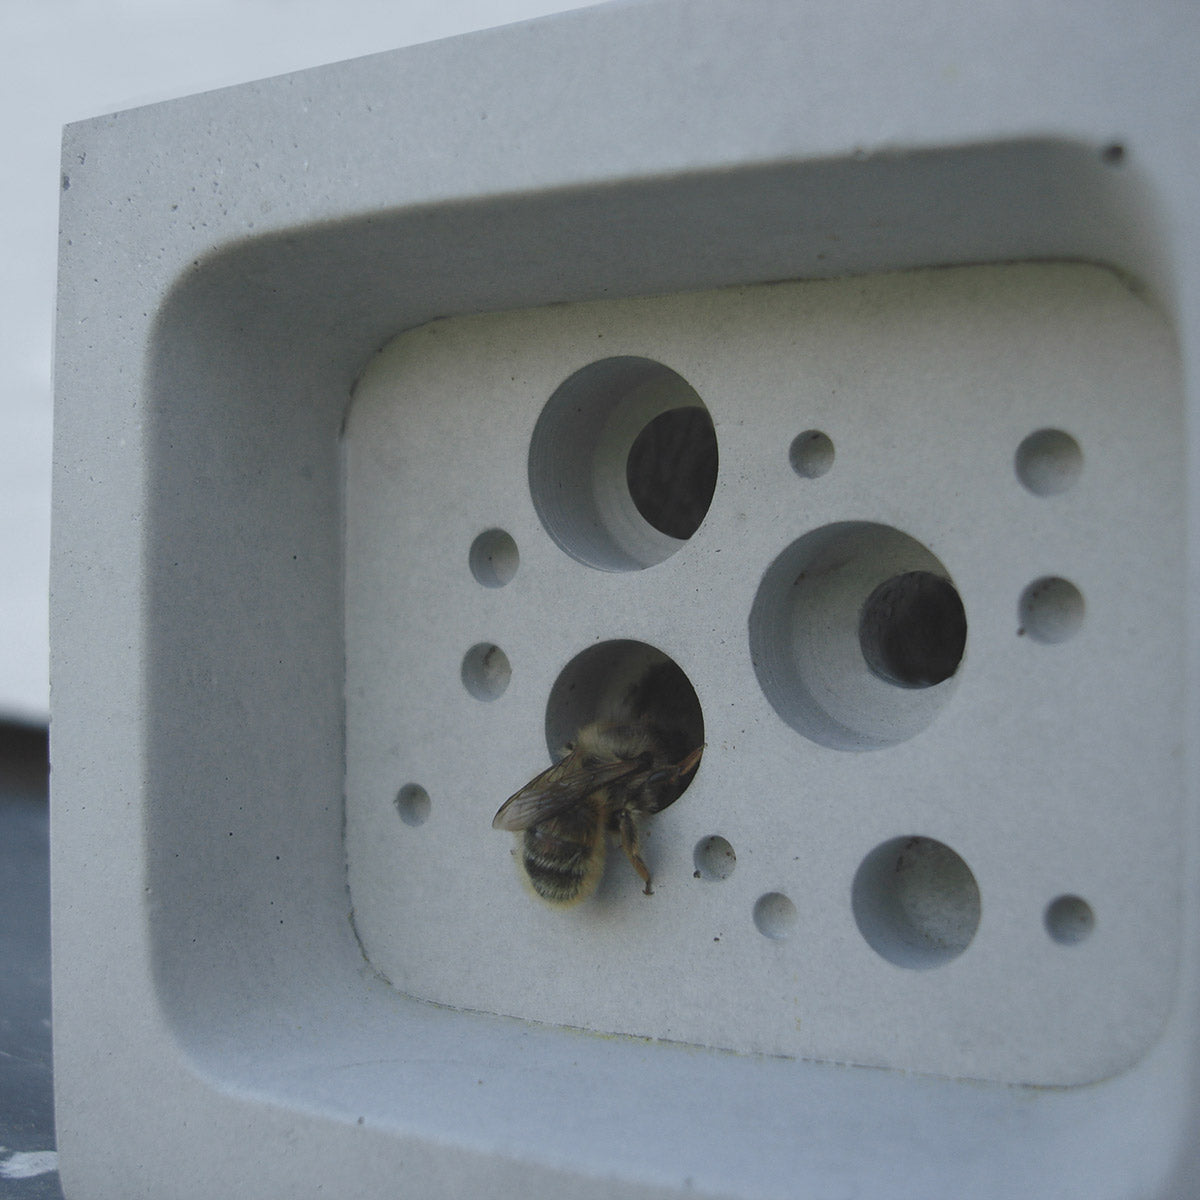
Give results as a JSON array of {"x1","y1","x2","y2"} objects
[{"x1": 51, "y1": 1, "x2": 1200, "y2": 1198}]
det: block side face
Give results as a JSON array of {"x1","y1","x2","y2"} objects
[{"x1": 345, "y1": 263, "x2": 1185, "y2": 1087}]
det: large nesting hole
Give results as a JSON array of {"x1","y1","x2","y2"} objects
[
  {"x1": 852, "y1": 836, "x2": 981, "y2": 968},
  {"x1": 528, "y1": 357, "x2": 718, "y2": 571},
  {"x1": 749, "y1": 522, "x2": 966, "y2": 750},
  {"x1": 860, "y1": 571, "x2": 967, "y2": 688},
  {"x1": 542, "y1": 640, "x2": 704, "y2": 808}
]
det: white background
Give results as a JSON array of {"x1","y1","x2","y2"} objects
[{"x1": 0, "y1": 0, "x2": 598, "y2": 724}]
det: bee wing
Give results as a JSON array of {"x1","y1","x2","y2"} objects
[{"x1": 492, "y1": 748, "x2": 648, "y2": 831}]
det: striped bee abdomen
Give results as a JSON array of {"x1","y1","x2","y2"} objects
[{"x1": 521, "y1": 803, "x2": 607, "y2": 906}]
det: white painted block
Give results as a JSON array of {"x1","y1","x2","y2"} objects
[{"x1": 52, "y1": 2, "x2": 1200, "y2": 1197}]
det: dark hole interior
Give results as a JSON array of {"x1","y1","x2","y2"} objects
[
  {"x1": 625, "y1": 406, "x2": 718, "y2": 540},
  {"x1": 859, "y1": 571, "x2": 967, "y2": 688}
]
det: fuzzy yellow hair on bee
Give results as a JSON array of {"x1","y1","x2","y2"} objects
[{"x1": 493, "y1": 720, "x2": 703, "y2": 905}]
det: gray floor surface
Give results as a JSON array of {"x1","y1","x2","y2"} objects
[{"x1": 0, "y1": 725, "x2": 64, "y2": 1198}]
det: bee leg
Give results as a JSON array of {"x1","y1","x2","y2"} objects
[{"x1": 617, "y1": 808, "x2": 653, "y2": 896}]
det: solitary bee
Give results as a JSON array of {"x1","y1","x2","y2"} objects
[{"x1": 492, "y1": 721, "x2": 703, "y2": 904}]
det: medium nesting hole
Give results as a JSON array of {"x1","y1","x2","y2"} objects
[
  {"x1": 852, "y1": 836, "x2": 980, "y2": 969},
  {"x1": 541, "y1": 640, "x2": 704, "y2": 812}
]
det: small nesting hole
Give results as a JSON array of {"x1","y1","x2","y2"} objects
[
  {"x1": 1019, "y1": 577, "x2": 1084, "y2": 644},
  {"x1": 694, "y1": 835, "x2": 736, "y2": 881},
  {"x1": 1045, "y1": 895, "x2": 1095, "y2": 945},
  {"x1": 753, "y1": 892, "x2": 797, "y2": 939},
  {"x1": 395, "y1": 784, "x2": 431, "y2": 827},
  {"x1": 461, "y1": 643, "x2": 512, "y2": 701},
  {"x1": 789, "y1": 430, "x2": 835, "y2": 478},
  {"x1": 469, "y1": 529, "x2": 519, "y2": 587},
  {"x1": 1015, "y1": 429, "x2": 1082, "y2": 496}
]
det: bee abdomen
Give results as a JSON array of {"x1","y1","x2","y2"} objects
[{"x1": 522, "y1": 815, "x2": 605, "y2": 906}]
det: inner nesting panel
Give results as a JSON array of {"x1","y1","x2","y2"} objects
[{"x1": 342, "y1": 264, "x2": 1184, "y2": 1086}]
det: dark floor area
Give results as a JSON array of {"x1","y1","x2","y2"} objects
[{"x1": 0, "y1": 722, "x2": 64, "y2": 1197}]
